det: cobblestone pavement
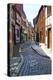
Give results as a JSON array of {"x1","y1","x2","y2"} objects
[{"x1": 17, "y1": 42, "x2": 51, "y2": 76}]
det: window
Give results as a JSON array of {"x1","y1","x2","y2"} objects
[
  {"x1": 15, "y1": 25, "x2": 20, "y2": 43},
  {"x1": 47, "y1": 6, "x2": 51, "y2": 17}
]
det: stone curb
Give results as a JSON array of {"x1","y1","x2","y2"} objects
[{"x1": 31, "y1": 46, "x2": 50, "y2": 59}]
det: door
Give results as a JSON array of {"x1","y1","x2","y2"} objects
[{"x1": 48, "y1": 28, "x2": 52, "y2": 48}]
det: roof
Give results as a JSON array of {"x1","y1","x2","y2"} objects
[
  {"x1": 12, "y1": 4, "x2": 23, "y2": 17},
  {"x1": 21, "y1": 10, "x2": 26, "y2": 18},
  {"x1": 38, "y1": 5, "x2": 47, "y2": 18}
]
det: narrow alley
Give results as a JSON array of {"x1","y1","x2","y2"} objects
[{"x1": 8, "y1": 4, "x2": 52, "y2": 76}]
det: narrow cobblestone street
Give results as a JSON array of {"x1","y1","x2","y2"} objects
[
  {"x1": 17, "y1": 42, "x2": 51, "y2": 76},
  {"x1": 8, "y1": 4, "x2": 52, "y2": 76}
]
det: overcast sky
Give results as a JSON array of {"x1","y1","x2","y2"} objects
[{"x1": 23, "y1": 4, "x2": 41, "y2": 27}]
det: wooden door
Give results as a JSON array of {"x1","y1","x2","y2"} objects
[{"x1": 48, "y1": 28, "x2": 52, "y2": 48}]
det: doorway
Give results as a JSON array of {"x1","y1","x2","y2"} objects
[{"x1": 47, "y1": 28, "x2": 52, "y2": 48}]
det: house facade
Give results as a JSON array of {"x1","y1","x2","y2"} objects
[
  {"x1": 27, "y1": 22, "x2": 35, "y2": 41},
  {"x1": 45, "y1": 6, "x2": 52, "y2": 48},
  {"x1": 33, "y1": 5, "x2": 52, "y2": 49},
  {"x1": 37, "y1": 6, "x2": 45, "y2": 44},
  {"x1": 8, "y1": 4, "x2": 28, "y2": 58},
  {"x1": 33, "y1": 16, "x2": 39, "y2": 42}
]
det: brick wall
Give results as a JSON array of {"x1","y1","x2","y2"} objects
[{"x1": 37, "y1": 7, "x2": 45, "y2": 43}]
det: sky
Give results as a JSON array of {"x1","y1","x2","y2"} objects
[{"x1": 23, "y1": 4, "x2": 41, "y2": 27}]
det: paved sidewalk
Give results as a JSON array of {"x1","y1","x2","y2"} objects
[
  {"x1": 10, "y1": 53, "x2": 24, "y2": 76},
  {"x1": 40, "y1": 45, "x2": 52, "y2": 59},
  {"x1": 31, "y1": 44, "x2": 51, "y2": 59}
]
